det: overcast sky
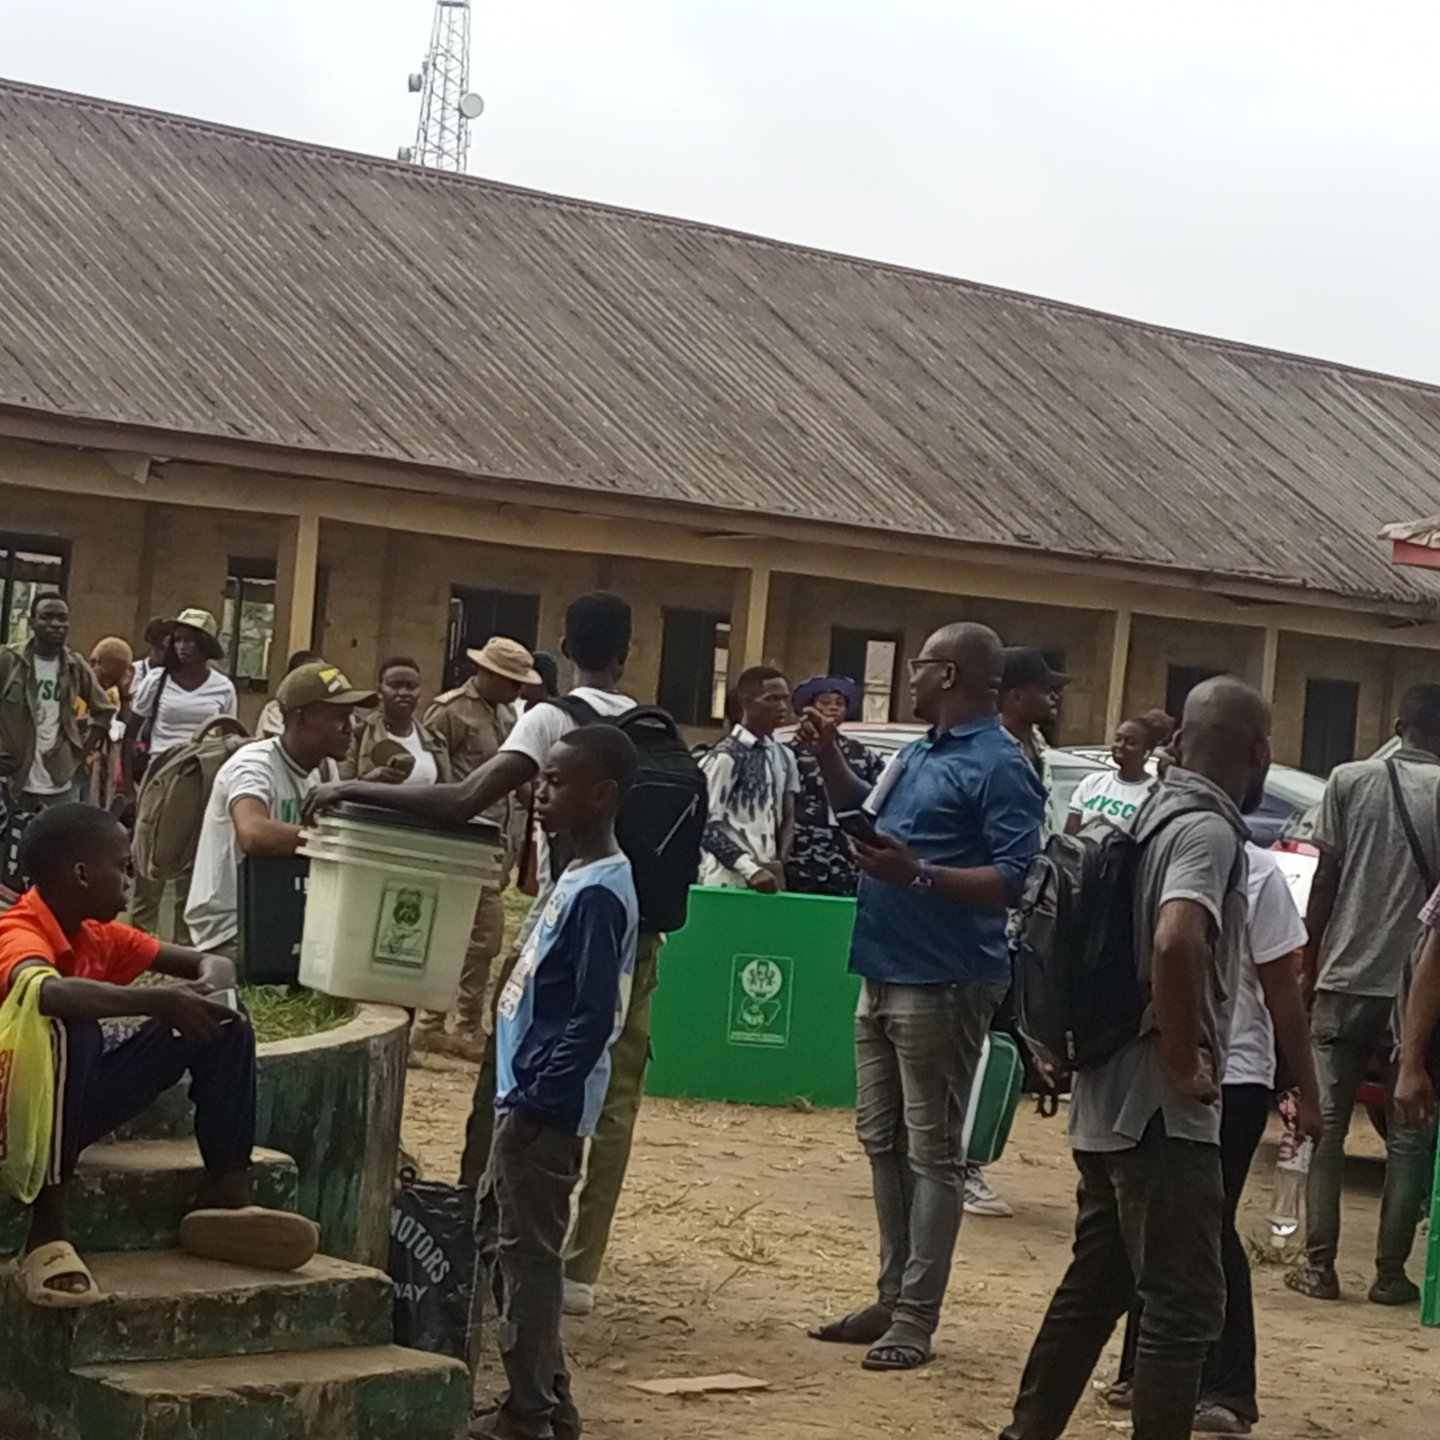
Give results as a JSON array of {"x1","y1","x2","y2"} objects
[{"x1": 7, "y1": 0, "x2": 1440, "y2": 381}]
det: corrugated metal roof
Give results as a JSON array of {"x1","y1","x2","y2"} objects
[{"x1": 2, "y1": 79, "x2": 1439, "y2": 612}]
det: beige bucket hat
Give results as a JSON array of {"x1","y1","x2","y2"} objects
[{"x1": 467, "y1": 636, "x2": 542, "y2": 686}]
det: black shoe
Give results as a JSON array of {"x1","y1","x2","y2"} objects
[
  {"x1": 1368, "y1": 1272, "x2": 1420, "y2": 1306},
  {"x1": 1284, "y1": 1262, "x2": 1339, "y2": 1300},
  {"x1": 1193, "y1": 1404, "x2": 1253, "y2": 1435}
]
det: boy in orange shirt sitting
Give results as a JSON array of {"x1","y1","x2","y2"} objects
[{"x1": 0, "y1": 803, "x2": 318, "y2": 1307}]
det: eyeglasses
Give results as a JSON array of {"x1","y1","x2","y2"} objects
[{"x1": 906, "y1": 657, "x2": 953, "y2": 678}]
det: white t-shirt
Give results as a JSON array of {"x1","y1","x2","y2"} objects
[
  {"x1": 133, "y1": 667, "x2": 238, "y2": 758},
  {"x1": 1068, "y1": 771, "x2": 1153, "y2": 832},
  {"x1": 185, "y1": 738, "x2": 335, "y2": 951},
  {"x1": 26, "y1": 653, "x2": 66, "y2": 795},
  {"x1": 1224, "y1": 843, "x2": 1309, "y2": 1087},
  {"x1": 501, "y1": 686, "x2": 637, "y2": 766},
  {"x1": 390, "y1": 726, "x2": 439, "y2": 787},
  {"x1": 502, "y1": 688, "x2": 637, "y2": 882}
]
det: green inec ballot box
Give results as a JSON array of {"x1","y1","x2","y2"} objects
[{"x1": 646, "y1": 887, "x2": 862, "y2": 1108}]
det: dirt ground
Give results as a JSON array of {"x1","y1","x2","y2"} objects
[{"x1": 403, "y1": 1060, "x2": 1438, "y2": 1440}]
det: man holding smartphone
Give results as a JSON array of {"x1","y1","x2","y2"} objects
[{"x1": 801, "y1": 622, "x2": 1044, "y2": 1373}]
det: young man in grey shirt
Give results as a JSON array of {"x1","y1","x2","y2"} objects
[
  {"x1": 1000, "y1": 678, "x2": 1268, "y2": 1440},
  {"x1": 1287, "y1": 683, "x2": 1440, "y2": 1305}
]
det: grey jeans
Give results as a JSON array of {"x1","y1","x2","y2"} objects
[
  {"x1": 854, "y1": 977, "x2": 1006, "y2": 1335},
  {"x1": 1305, "y1": 989, "x2": 1438, "y2": 1277}
]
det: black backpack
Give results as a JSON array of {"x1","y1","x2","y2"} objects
[
  {"x1": 545, "y1": 698, "x2": 706, "y2": 935},
  {"x1": 1013, "y1": 804, "x2": 1238, "y2": 1074}
]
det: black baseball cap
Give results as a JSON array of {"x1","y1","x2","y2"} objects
[{"x1": 1000, "y1": 647, "x2": 1071, "y2": 692}]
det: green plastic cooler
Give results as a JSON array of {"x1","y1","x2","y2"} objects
[{"x1": 646, "y1": 887, "x2": 861, "y2": 1107}]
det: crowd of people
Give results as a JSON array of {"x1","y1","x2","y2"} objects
[{"x1": 1, "y1": 586, "x2": 1439, "y2": 1440}]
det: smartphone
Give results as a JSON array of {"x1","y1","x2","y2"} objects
[{"x1": 836, "y1": 809, "x2": 882, "y2": 845}]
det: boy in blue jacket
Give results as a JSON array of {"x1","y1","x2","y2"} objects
[{"x1": 473, "y1": 724, "x2": 640, "y2": 1440}]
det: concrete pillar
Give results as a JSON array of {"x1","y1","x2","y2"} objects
[
  {"x1": 1102, "y1": 607, "x2": 1133, "y2": 739},
  {"x1": 271, "y1": 509, "x2": 320, "y2": 689},
  {"x1": 763, "y1": 571, "x2": 794, "y2": 671},
  {"x1": 728, "y1": 564, "x2": 772, "y2": 681},
  {"x1": 1258, "y1": 624, "x2": 1280, "y2": 701}
]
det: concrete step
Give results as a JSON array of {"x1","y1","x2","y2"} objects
[
  {"x1": 0, "y1": 1140, "x2": 299, "y2": 1257},
  {"x1": 71, "y1": 1344, "x2": 470, "y2": 1440},
  {"x1": 0, "y1": 1250, "x2": 393, "y2": 1368}
]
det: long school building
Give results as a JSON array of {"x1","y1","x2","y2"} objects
[{"x1": 4, "y1": 80, "x2": 1440, "y2": 764}]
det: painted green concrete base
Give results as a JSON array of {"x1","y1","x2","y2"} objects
[
  {"x1": 0, "y1": 1140, "x2": 297, "y2": 1257},
  {"x1": 254, "y1": 1006, "x2": 409, "y2": 1268},
  {"x1": 72, "y1": 1346, "x2": 468, "y2": 1440},
  {"x1": 0, "y1": 1008, "x2": 453, "y2": 1439},
  {"x1": 118, "y1": 1006, "x2": 409, "y2": 1267},
  {"x1": 0, "y1": 1251, "x2": 392, "y2": 1369}
]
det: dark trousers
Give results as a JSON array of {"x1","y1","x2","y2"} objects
[
  {"x1": 1118, "y1": 1084, "x2": 1270, "y2": 1422},
  {"x1": 1305, "y1": 990, "x2": 1436, "y2": 1278},
  {"x1": 49, "y1": 1014, "x2": 256, "y2": 1188},
  {"x1": 485, "y1": 1110, "x2": 584, "y2": 1440},
  {"x1": 1001, "y1": 1116, "x2": 1225, "y2": 1440}
]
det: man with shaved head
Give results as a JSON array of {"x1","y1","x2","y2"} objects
[
  {"x1": 799, "y1": 622, "x2": 1045, "y2": 1373},
  {"x1": 1000, "y1": 675, "x2": 1269, "y2": 1440}
]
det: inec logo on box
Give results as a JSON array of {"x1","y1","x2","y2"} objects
[
  {"x1": 728, "y1": 954, "x2": 792, "y2": 1048},
  {"x1": 372, "y1": 881, "x2": 438, "y2": 970}
]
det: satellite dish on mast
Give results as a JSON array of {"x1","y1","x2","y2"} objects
[{"x1": 458, "y1": 92, "x2": 485, "y2": 120}]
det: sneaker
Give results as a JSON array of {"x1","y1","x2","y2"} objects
[
  {"x1": 1193, "y1": 1404, "x2": 1252, "y2": 1435},
  {"x1": 562, "y1": 1279, "x2": 595, "y2": 1316},
  {"x1": 1368, "y1": 1272, "x2": 1420, "y2": 1306},
  {"x1": 963, "y1": 1166, "x2": 1014, "y2": 1218}
]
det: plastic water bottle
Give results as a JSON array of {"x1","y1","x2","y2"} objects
[{"x1": 1268, "y1": 1091, "x2": 1312, "y2": 1249}]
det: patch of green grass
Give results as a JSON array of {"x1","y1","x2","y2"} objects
[
  {"x1": 242, "y1": 985, "x2": 356, "y2": 1043},
  {"x1": 502, "y1": 887, "x2": 535, "y2": 950}
]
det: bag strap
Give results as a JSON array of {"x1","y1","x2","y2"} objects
[
  {"x1": 545, "y1": 694, "x2": 601, "y2": 728},
  {"x1": 137, "y1": 668, "x2": 170, "y2": 750},
  {"x1": 1386, "y1": 758, "x2": 1435, "y2": 895}
]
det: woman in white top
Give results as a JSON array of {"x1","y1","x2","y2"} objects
[
  {"x1": 1065, "y1": 716, "x2": 1156, "y2": 834},
  {"x1": 126, "y1": 607, "x2": 237, "y2": 942},
  {"x1": 127, "y1": 608, "x2": 238, "y2": 778},
  {"x1": 341, "y1": 657, "x2": 452, "y2": 786}
]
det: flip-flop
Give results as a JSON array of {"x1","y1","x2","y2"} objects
[
  {"x1": 179, "y1": 1207, "x2": 320, "y2": 1272},
  {"x1": 13, "y1": 1240, "x2": 105, "y2": 1309},
  {"x1": 807, "y1": 1303, "x2": 895, "y2": 1345}
]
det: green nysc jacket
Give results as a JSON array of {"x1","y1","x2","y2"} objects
[{"x1": 0, "y1": 641, "x2": 117, "y2": 798}]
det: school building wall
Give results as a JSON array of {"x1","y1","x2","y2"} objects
[{"x1": 2, "y1": 434, "x2": 1439, "y2": 769}]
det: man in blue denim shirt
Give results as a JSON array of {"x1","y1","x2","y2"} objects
[{"x1": 802, "y1": 622, "x2": 1044, "y2": 1373}]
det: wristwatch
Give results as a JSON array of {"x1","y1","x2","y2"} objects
[{"x1": 910, "y1": 860, "x2": 935, "y2": 891}]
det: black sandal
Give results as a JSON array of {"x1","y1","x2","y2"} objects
[
  {"x1": 861, "y1": 1320, "x2": 933, "y2": 1371},
  {"x1": 807, "y1": 1303, "x2": 894, "y2": 1345},
  {"x1": 861, "y1": 1341, "x2": 933, "y2": 1372}
]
